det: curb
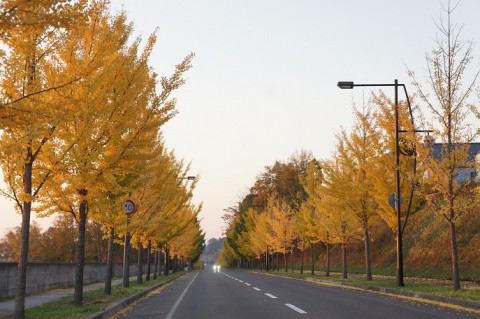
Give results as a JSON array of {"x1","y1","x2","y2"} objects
[
  {"x1": 252, "y1": 271, "x2": 480, "y2": 311},
  {"x1": 85, "y1": 273, "x2": 186, "y2": 319}
]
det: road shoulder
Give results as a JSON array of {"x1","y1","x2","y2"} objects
[{"x1": 249, "y1": 271, "x2": 480, "y2": 314}]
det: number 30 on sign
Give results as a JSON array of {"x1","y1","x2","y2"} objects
[{"x1": 123, "y1": 200, "x2": 136, "y2": 216}]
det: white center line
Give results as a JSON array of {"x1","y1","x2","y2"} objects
[
  {"x1": 285, "y1": 303, "x2": 307, "y2": 314},
  {"x1": 264, "y1": 293, "x2": 277, "y2": 299},
  {"x1": 253, "y1": 287, "x2": 261, "y2": 291},
  {"x1": 238, "y1": 280, "x2": 243, "y2": 283},
  {"x1": 245, "y1": 283, "x2": 251, "y2": 286}
]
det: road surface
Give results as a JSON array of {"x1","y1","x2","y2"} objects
[{"x1": 118, "y1": 269, "x2": 479, "y2": 319}]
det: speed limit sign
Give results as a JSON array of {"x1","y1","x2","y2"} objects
[{"x1": 123, "y1": 200, "x2": 136, "y2": 216}]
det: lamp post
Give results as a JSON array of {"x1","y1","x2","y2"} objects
[{"x1": 338, "y1": 79, "x2": 406, "y2": 287}]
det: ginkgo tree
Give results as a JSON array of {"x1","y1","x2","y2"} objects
[
  {"x1": 222, "y1": 207, "x2": 263, "y2": 269},
  {"x1": 335, "y1": 105, "x2": 381, "y2": 281},
  {"x1": 364, "y1": 91, "x2": 424, "y2": 287},
  {"x1": 169, "y1": 211, "x2": 205, "y2": 271},
  {"x1": 265, "y1": 194, "x2": 297, "y2": 272},
  {"x1": 298, "y1": 160, "x2": 324, "y2": 275},
  {"x1": 91, "y1": 140, "x2": 163, "y2": 293},
  {"x1": 128, "y1": 151, "x2": 200, "y2": 278},
  {"x1": 221, "y1": 207, "x2": 272, "y2": 271},
  {"x1": 0, "y1": 1, "x2": 88, "y2": 317},
  {"x1": 317, "y1": 154, "x2": 360, "y2": 279},
  {"x1": 300, "y1": 161, "x2": 338, "y2": 276},
  {"x1": 34, "y1": 1, "x2": 194, "y2": 305},
  {"x1": 235, "y1": 211, "x2": 258, "y2": 269},
  {"x1": 408, "y1": 3, "x2": 479, "y2": 290},
  {"x1": 0, "y1": 1, "x2": 203, "y2": 312}
]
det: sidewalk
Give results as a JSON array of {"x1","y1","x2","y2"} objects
[{"x1": 0, "y1": 277, "x2": 130, "y2": 318}]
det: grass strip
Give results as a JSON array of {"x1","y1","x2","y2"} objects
[
  {"x1": 287, "y1": 265, "x2": 480, "y2": 282},
  {"x1": 24, "y1": 273, "x2": 184, "y2": 319}
]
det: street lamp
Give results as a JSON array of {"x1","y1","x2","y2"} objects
[{"x1": 337, "y1": 79, "x2": 408, "y2": 287}]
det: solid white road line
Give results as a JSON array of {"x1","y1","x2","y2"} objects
[
  {"x1": 165, "y1": 272, "x2": 199, "y2": 319},
  {"x1": 253, "y1": 287, "x2": 261, "y2": 291},
  {"x1": 264, "y1": 293, "x2": 277, "y2": 299},
  {"x1": 285, "y1": 303, "x2": 307, "y2": 314}
]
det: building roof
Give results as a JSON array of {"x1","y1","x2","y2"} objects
[{"x1": 432, "y1": 143, "x2": 480, "y2": 162}]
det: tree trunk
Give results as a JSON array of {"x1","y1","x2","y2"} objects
[
  {"x1": 300, "y1": 247, "x2": 305, "y2": 274},
  {"x1": 74, "y1": 195, "x2": 88, "y2": 306},
  {"x1": 325, "y1": 243, "x2": 330, "y2": 277},
  {"x1": 137, "y1": 243, "x2": 143, "y2": 284},
  {"x1": 265, "y1": 247, "x2": 269, "y2": 272},
  {"x1": 96, "y1": 229, "x2": 102, "y2": 262},
  {"x1": 283, "y1": 252, "x2": 287, "y2": 272},
  {"x1": 364, "y1": 228, "x2": 372, "y2": 281},
  {"x1": 160, "y1": 251, "x2": 164, "y2": 276},
  {"x1": 450, "y1": 219, "x2": 461, "y2": 290},
  {"x1": 290, "y1": 250, "x2": 294, "y2": 273},
  {"x1": 104, "y1": 227, "x2": 115, "y2": 294},
  {"x1": 163, "y1": 249, "x2": 169, "y2": 276},
  {"x1": 342, "y1": 242, "x2": 347, "y2": 279},
  {"x1": 122, "y1": 230, "x2": 130, "y2": 287},
  {"x1": 447, "y1": 82, "x2": 460, "y2": 291},
  {"x1": 310, "y1": 244, "x2": 315, "y2": 275},
  {"x1": 173, "y1": 255, "x2": 177, "y2": 273},
  {"x1": 146, "y1": 240, "x2": 151, "y2": 281},
  {"x1": 153, "y1": 248, "x2": 158, "y2": 279},
  {"x1": 276, "y1": 252, "x2": 280, "y2": 271},
  {"x1": 14, "y1": 158, "x2": 33, "y2": 319}
]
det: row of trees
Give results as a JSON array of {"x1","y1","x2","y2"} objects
[
  {"x1": 0, "y1": 1, "x2": 204, "y2": 318},
  {"x1": 0, "y1": 218, "x2": 104, "y2": 263},
  {"x1": 219, "y1": 3, "x2": 479, "y2": 291}
]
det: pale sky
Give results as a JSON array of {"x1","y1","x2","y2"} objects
[{"x1": 1, "y1": 0, "x2": 480, "y2": 240}]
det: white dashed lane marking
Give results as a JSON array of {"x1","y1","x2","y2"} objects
[
  {"x1": 222, "y1": 272, "x2": 308, "y2": 314},
  {"x1": 285, "y1": 303, "x2": 307, "y2": 314}
]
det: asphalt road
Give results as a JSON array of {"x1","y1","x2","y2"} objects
[{"x1": 118, "y1": 269, "x2": 479, "y2": 319}]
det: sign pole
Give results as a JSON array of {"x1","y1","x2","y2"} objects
[
  {"x1": 122, "y1": 200, "x2": 136, "y2": 288},
  {"x1": 122, "y1": 216, "x2": 130, "y2": 288}
]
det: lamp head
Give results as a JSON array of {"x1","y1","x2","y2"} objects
[{"x1": 337, "y1": 81, "x2": 354, "y2": 89}]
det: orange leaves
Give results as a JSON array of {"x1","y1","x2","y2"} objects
[{"x1": 1, "y1": 0, "x2": 199, "y2": 247}]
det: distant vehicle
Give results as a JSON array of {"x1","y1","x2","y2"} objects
[{"x1": 213, "y1": 264, "x2": 221, "y2": 273}]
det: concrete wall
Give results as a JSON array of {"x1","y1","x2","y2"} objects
[{"x1": 0, "y1": 263, "x2": 146, "y2": 298}]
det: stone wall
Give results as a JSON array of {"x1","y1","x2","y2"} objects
[{"x1": 0, "y1": 262, "x2": 146, "y2": 298}]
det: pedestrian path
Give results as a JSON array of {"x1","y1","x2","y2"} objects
[{"x1": 0, "y1": 277, "x2": 132, "y2": 318}]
